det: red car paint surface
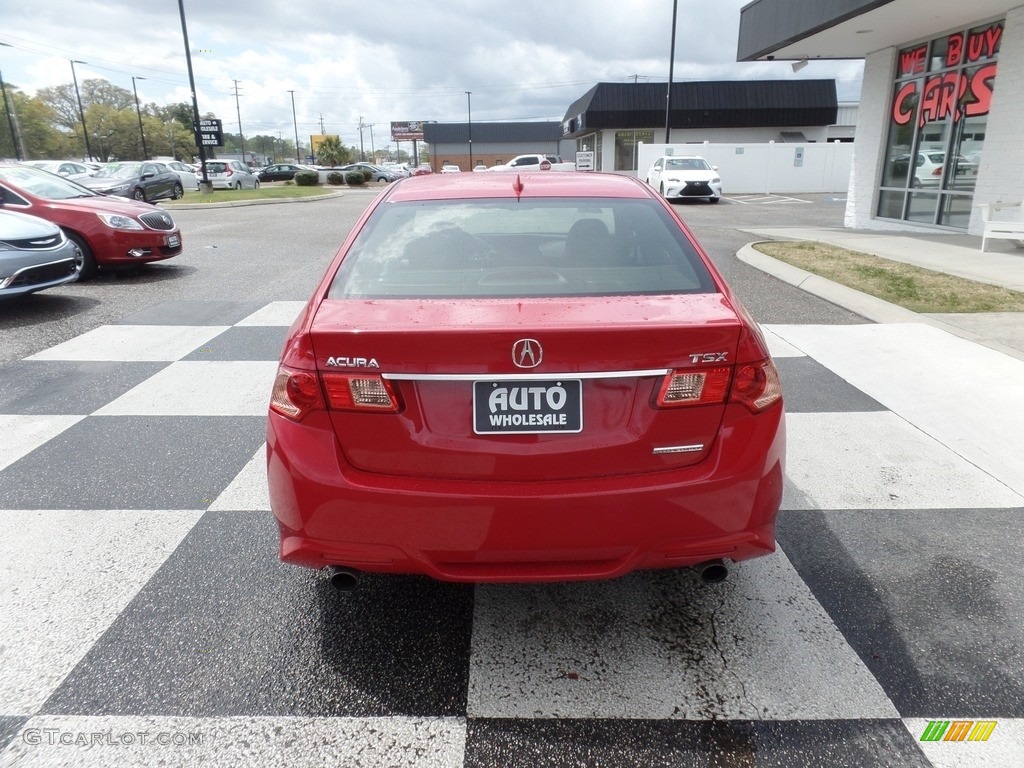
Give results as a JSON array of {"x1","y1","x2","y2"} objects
[
  {"x1": 268, "y1": 172, "x2": 785, "y2": 583},
  {"x1": 0, "y1": 164, "x2": 182, "y2": 276}
]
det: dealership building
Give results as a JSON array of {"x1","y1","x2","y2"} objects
[{"x1": 738, "y1": 0, "x2": 1024, "y2": 234}]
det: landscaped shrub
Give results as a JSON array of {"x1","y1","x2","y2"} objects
[
  {"x1": 327, "y1": 171, "x2": 345, "y2": 185},
  {"x1": 345, "y1": 171, "x2": 367, "y2": 186},
  {"x1": 294, "y1": 170, "x2": 319, "y2": 186},
  {"x1": 360, "y1": 169, "x2": 373, "y2": 183}
]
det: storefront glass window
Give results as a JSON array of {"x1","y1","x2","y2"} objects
[
  {"x1": 877, "y1": 20, "x2": 1001, "y2": 228},
  {"x1": 614, "y1": 130, "x2": 653, "y2": 171}
]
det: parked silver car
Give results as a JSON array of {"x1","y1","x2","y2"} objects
[
  {"x1": 201, "y1": 160, "x2": 260, "y2": 190},
  {"x1": 0, "y1": 208, "x2": 81, "y2": 298}
]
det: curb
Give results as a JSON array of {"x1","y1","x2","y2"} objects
[
  {"x1": 161, "y1": 190, "x2": 348, "y2": 210},
  {"x1": 738, "y1": 242, "x2": 1024, "y2": 363}
]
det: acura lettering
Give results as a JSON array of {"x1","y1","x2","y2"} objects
[{"x1": 325, "y1": 356, "x2": 380, "y2": 368}]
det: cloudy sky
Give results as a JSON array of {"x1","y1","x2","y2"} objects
[{"x1": 0, "y1": 0, "x2": 864, "y2": 147}]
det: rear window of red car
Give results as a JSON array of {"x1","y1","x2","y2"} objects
[{"x1": 328, "y1": 198, "x2": 716, "y2": 299}]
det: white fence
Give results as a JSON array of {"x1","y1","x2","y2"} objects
[{"x1": 637, "y1": 141, "x2": 854, "y2": 195}]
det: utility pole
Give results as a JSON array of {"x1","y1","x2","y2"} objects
[
  {"x1": 319, "y1": 113, "x2": 325, "y2": 133},
  {"x1": 358, "y1": 116, "x2": 366, "y2": 161},
  {"x1": 177, "y1": 0, "x2": 210, "y2": 191},
  {"x1": 0, "y1": 63, "x2": 23, "y2": 161},
  {"x1": 288, "y1": 90, "x2": 300, "y2": 162},
  {"x1": 232, "y1": 79, "x2": 245, "y2": 163},
  {"x1": 69, "y1": 59, "x2": 92, "y2": 161},
  {"x1": 131, "y1": 75, "x2": 148, "y2": 159},
  {"x1": 368, "y1": 124, "x2": 375, "y2": 163}
]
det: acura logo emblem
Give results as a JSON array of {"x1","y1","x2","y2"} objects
[{"x1": 512, "y1": 339, "x2": 542, "y2": 368}]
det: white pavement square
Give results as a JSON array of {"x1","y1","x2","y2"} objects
[
  {"x1": 768, "y1": 323, "x2": 1024, "y2": 496},
  {"x1": 0, "y1": 510, "x2": 202, "y2": 714},
  {"x1": 1, "y1": 715, "x2": 466, "y2": 768},
  {"x1": 467, "y1": 547, "x2": 898, "y2": 721},
  {"x1": 27, "y1": 326, "x2": 230, "y2": 362},
  {"x1": 95, "y1": 361, "x2": 279, "y2": 416},
  {"x1": 209, "y1": 445, "x2": 271, "y2": 511},
  {"x1": 783, "y1": 411, "x2": 1024, "y2": 510},
  {"x1": 0, "y1": 415, "x2": 85, "y2": 471},
  {"x1": 235, "y1": 302, "x2": 308, "y2": 327}
]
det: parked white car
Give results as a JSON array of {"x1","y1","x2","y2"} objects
[
  {"x1": 164, "y1": 160, "x2": 200, "y2": 191},
  {"x1": 22, "y1": 160, "x2": 94, "y2": 182},
  {"x1": 646, "y1": 155, "x2": 722, "y2": 203}
]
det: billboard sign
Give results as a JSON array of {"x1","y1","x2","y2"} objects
[{"x1": 391, "y1": 121, "x2": 425, "y2": 141}]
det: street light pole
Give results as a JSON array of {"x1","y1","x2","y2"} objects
[
  {"x1": 288, "y1": 90, "x2": 299, "y2": 162},
  {"x1": 131, "y1": 75, "x2": 148, "y2": 159},
  {"x1": 466, "y1": 91, "x2": 473, "y2": 170},
  {"x1": 664, "y1": 0, "x2": 678, "y2": 145},
  {"x1": 177, "y1": 0, "x2": 210, "y2": 191},
  {"x1": 70, "y1": 59, "x2": 93, "y2": 160}
]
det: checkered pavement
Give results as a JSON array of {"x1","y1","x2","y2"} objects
[{"x1": 1, "y1": 300, "x2": 1022, "y2": 767}]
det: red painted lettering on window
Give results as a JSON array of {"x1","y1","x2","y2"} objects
[
  {"x1": 946, "y1": 33, "x2": 964, "y2": 67},
  {"x1": 965, "y1": 63, "x2": 997, "y2": 117},
  {"x1": 919, "y1": 73, "x2": 965, "y2": 127},
  {"x1": 899, "y1": 45, "x2": 927, "y2": 76},
  {"x1": 892, "y1": 82, "x2": 918, "y2": 125}
]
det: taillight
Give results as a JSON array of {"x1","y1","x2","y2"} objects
[
  {"x1": 270, "y1": 365, "x2": 325, "y2": 421},
  {"x1": 655, "y1": 367, "x2": 730, "y2": 407},
  {"x1": 226, "y1": 166, "x2": 234, "y2": 176},
  {"x1": 655, "y1": 359, "x2": 782, "y2": 413},
  {"x1": 730, "y1": 359, "x2": 782, "y2": 413},
  {"x1": 321, "y1": 373, "x2": 400, "y2": 412}
]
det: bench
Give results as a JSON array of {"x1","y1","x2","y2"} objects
[{"x1": 978, "y1": 201, "x2": 1024, "y2": 252}]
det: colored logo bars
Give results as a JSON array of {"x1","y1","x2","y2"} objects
[{"x1": 920, "y1": 720, "x2": 997, "y2": 742}]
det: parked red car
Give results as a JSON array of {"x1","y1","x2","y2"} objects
[
  {"x1": 267, "y1": 172, "x2": 784, "y2": 588},
  {"x1": 0, "y1": 164, "x2": 182, "y2": 279}
]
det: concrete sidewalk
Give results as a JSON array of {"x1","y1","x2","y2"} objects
[{"x1": 737, "y1": 226, "x2": 1024, "y2": 361}]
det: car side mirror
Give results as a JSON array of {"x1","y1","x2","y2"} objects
[
  {"x1": 712, "y1": 166, "x2": 719, "y2": 171},
  {"x1": 142, "y1": 172, "x2": 154, "y2": 180}
]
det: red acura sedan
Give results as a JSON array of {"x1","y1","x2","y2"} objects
[
  {"x1": 0, "y1": 164, "x2": 182, "y2": 279},
  {"x1": 268, "y1": 172, "x2": 784, "y2": 588}
]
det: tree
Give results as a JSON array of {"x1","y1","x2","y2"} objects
[{"x1": 315, "y1": 135, "x2": 349, "y2": 167}]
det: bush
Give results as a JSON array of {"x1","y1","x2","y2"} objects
[
  {"x1": 326, "y1": 171, "x2": 345, "y2": 186},
  {"x1": 294, "y1": 170, "x2": 319, "y2": 186},
  {"x1": 345, "y1": 171, "x2": 367, "y2": 186},
  {"x1": 361, "y1": 169, "x2": 373, "y2": 183}
]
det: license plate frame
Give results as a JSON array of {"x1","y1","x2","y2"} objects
[{"x1": 473, "y1": 379, "x2": 583, "y2": 435}]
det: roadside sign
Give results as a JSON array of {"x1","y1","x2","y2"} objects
[
  {"x1": 575, "y1": 150, "x2": 595, "y2": 171},
  {"x1": 197, "y1": 118, "x2": 224, "y2": 147}
]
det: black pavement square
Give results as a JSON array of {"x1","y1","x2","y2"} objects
[
  {"x1": 0, "y1": 717, "x2": 27, "y2": 754},
  {"x1": 464, "y1": 718, "x2": 932, "y2": 768},
  {"x1": 181, "y1": 326, "x2": 288, "y2": 362},
  {"x1": 43, "y1": 512, "x2": 474, "y2": 718},
  {"x1": 116, "y1": 300, "x2": 267, "y2": 327},
  {"x1": 0, "y1": 361, "x2": 168, "y2": 415},
  {"x1": 0, "y1": 416, "x2": 266, "y2": 509},
  {"x1": 774, "y1": 356, "x2": 886, "y2": 413},
  {"x1": 779, "y1": 508, "x2": 1024, "y2": 718}
]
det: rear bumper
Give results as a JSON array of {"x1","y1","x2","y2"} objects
[{"x1": 267, "y1": 404, "x2": 785, "y2": 583}]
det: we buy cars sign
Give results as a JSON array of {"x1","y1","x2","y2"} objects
[{"x1": 197, "y1": 119, "x2": 224, "y2": 147}]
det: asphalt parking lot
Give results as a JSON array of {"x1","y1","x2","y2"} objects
[{"x1": 1, "y1": 189, "x2": 1021, "y2": 767}]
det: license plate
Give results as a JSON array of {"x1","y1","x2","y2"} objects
[
  {"x1": 473, "y1": 380, "x2": 582, "y2": 434},
  {"x1": 166, "y1": 234, "x2": 180, "y2": 247}
]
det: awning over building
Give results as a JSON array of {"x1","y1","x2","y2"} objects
[{"x1": 559, "y1": 80, "x2": 838, "y2": 138}]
